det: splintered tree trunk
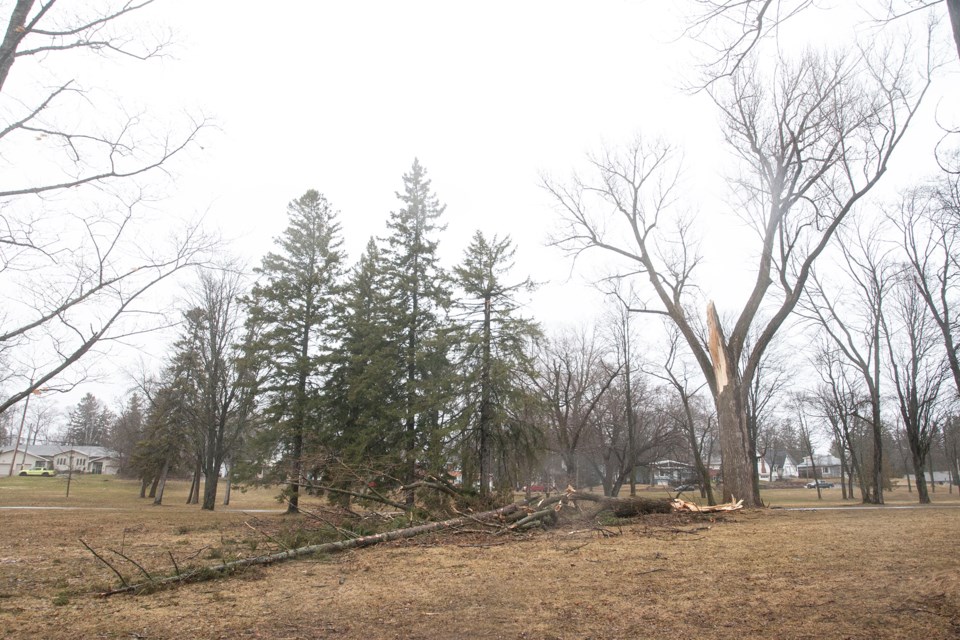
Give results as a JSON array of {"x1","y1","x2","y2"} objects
[{"x1": 707, "y1": 304, "x2": 759, "y2": 507}]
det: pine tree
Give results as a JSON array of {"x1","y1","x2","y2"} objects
[
  {"x1": 110, "y1": 394, "x2": 145, "y2": 474},
  {"x1": 326, "y1": 239, "x2": 402, "y2": 467},
  {"x1": 66, "y1": 393, "x2": 112, "y2": 446},
  {"x1": 380, "y1": 160, "x2": 454, "y2": 498},
  {"x1": 453, "y1": 232, "x2": 541, "y2": 495},
  {"x1": 246, "y1": 190, "x2": 345, "y2": 513}
]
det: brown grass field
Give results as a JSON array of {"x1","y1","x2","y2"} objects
[{"x1": 1, "y1": 475, "x2": 959, "y2": 639}]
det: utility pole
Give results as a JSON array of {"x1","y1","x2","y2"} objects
[{"x1": 7, "y1": 374, "x2": 36, "y2": 476}]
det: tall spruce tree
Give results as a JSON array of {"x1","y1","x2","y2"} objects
[
  {"x1": 454, "y1": 232, "x2": 541, "y2": 495},
  {"x1": 326, "y1": 239, "x2": 402, "y2": 468},
  {"x1": 246, "y1": 190, "x2": 345, "y2": 513},
  {"x1": 381, "y1": 160, "x2": 454, "y2": 500}
]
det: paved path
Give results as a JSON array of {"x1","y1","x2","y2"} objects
[
  {"x1": 777, "y1": 503, "x2": 960, "y2": 511},
  {"x1": 0, "y1": 506, "x2": 284, "y2": 512}
]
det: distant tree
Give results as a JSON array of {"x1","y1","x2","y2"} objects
[
  {"x1": 65, "y1": 393, "x2": 113, "y2": 446},
  {"x1": 891, "y1": 177, "x2": 960, "y2": 400},
  {"x1": 110, "y1": 394, "x2": 145, "y2": 475},
  {"x1": 804, "y1": 223, "x2": 895, "y2": 504},
  {"x1": 532, "y1": 327, "x2": 620, "y2": 488},
  {"x1": 648, "y1": 329, "x2": 716, "y2": 504},
  {"x1": 453, "y1": 232, "x2": 540, "y2": 496},
  {"x1": 811, "y1": 347, "x2": 869, "y2": 500},
  {"x1": 380, "y1": 160, "x2": 454, "y2": 501},
  {"x1": 883, "y1": 271, "x2": 949, "y2": 504},
  {"x1": 180, "y1": 270, "x2": 260, "y2": 511},
  {"x1": 246, "y1": 190, "x2": 345, "y2": 514}
]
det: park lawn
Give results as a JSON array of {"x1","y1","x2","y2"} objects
[
  {"x1": 0, "y1": 478, "x2": 958, "y2": 639},
  {"x1": 0, "y1": 475, "x2": 289, "y2": 510}
]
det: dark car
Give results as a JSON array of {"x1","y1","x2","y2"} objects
[
  {"x1": 805, "y1": 480, "x2": 834, "y2": 489},
  {"x1": 673, "y1": 484, "x2": 699, "y2": 492}
]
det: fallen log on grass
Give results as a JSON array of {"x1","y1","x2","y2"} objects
[
  {"x1": 96, "y1": 502, "x2": 523, "y2": 596},
  {"x1": 93, "y1": 490, "x2": 743, "y2": 596}
]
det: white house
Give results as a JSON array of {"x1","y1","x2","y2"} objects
[
  {"x1": 649, "y1": 460, "x2": 696, "y2": 486},
  {"x1": 797, "y1": 454, "x2": 843, "y2": 479},
  {"x1": 0, "y1": 444, "x2": 121, "y2": 476},
  {"x1": 758, "y1": 453, "x2": 799, "y2": 482}
]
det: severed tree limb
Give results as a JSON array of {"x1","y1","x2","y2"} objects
[
  {"x1": 98, "y1": 502, "x2": 523, "y2": 596},
  {"x1": 80, "y1": 539, "x2": 128, "y2": 588}
]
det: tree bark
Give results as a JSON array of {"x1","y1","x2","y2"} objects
[
  {"x1": 148, "y1": 474, "x2": 160, "y2": 499},
  {"x1": 707, "y1": 304, "x2": 758, "y2": 506},
  {"x1": 153, "y1": 458, "x2": 170, "y2": 506}
]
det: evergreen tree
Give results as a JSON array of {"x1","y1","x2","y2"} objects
[
  {"x1": 380, "y1": 160, "x2": 454, "y2": 498},
  {"x1": 326, "y1": 239, "x2": 402, "y2": 467},
  {"x1": 246, "y1": 190, "x2": 345, "y2": 513},
  {"x1": 453, "y1": 232, "x2": 541, "y2": 495},
  {"x1": 110, "y1": 394, "x2": 145, "y2": 474},
  {"x1": 66, "y1": 393, "x2": 112, "y2": 446}
]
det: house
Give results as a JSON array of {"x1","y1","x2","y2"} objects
[
  {"x1": 0, "y1": 444, "x2": 121, "y2": 476},
  {"x1": 758, "y1": 452, "x2": 799, "y2": 482},
  {"x1": 797, "y1": 454, "x2": 843, "y2": 479},
  {"x1": 648, "y1": 460, "x2": 696, "y2": 486}
]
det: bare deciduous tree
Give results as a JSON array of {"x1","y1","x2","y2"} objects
[
  {"x1": 547, "y1": 42, "x2": 931, "y2": 505},
  {"x1": 531, "y1": 327, "x2": 620, "y2": 488},
  {"x1": 891, "y1": 177, "x2": 960, "y2": 399},
  {"x1": 0, "y1": 1, "x2": 212, "y2": 417},
  {"x1": 883, "y1": 270, "x2": 949, "y2": 504},
  {"x1": 803, "y1": 224, "x2": 896, "y2": 503}
]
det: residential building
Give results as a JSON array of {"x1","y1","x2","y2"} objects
[{"x1": 0, "y1": 444, "x2": 121, "y2": 476}]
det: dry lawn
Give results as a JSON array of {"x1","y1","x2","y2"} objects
[{"x1": 1, "y1": 476, "x2": 959, "y2": 639}]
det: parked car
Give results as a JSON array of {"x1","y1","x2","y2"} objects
[
  {"x1": 673, "y1": 484, "x2": 699, "y2": 492},
  {"x1": 19, "y1": 467, "x2": 57, "y2": 477},
  {"x1": 805, "y1": 480, "x2": 834, "y2": 489}
]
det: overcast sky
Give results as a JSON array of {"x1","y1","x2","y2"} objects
[{"x1": 16, "y1": 1, "x2": 960, "y2": 423}]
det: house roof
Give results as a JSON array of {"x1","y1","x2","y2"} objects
[
  {"x1": 763, "y1": 452, "x2": 797, "y2": 468},
  {"x1": 1, "y1": 445, "x2": 119, "y2": 460},
  {"x1": 798, "y1": 454, "x2": 842, "y2": 468}
]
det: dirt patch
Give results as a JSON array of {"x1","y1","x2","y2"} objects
[{"x1": 1, "y1": 482, "x2": 958, "y2": 639}]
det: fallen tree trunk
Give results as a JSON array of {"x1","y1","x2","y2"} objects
[
  {"x1": 95, "y1": 490, "x2": 743, "y2": 596},
  {"x1": 535, "y1": 489, "x2": 674, "y2": 516},
  {"x1": 98, "y1": 502, "x2": 523, "y2": 596}
]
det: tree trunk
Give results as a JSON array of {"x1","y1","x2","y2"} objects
[
  {"x1": 839, "y1": 456, "x2": 849, "y2": 500},
  {"x1": 139, "y1": 476, "x2": 149, "y2": 499},
  {"x1": 187, "y1": 460, "x2": 201, "y2": 505},
  {"x1": 148, "y1": 474, "x2": 160, "y2": 499},
  {"x1": 911, "y1": 449, "x2": 931, "y2": 504},
  {"x1": 477, "y1": 295, "x2": 492, "y2": 497},
  {"x1": 101, "y1": 502, "x2": 526, "y2": 597},
  {"x1": 223, "y1": 462, "x2": 232, "y2": 506},
  {"x1": 201, "y1": 463, "x2": 220, "y2": 511},
  {"x1": 153, "y1": 458, "x2": 170, "y2": 506},
  {"x1": 707, "y1": 304, "x2": 759, "y2": 506}
]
